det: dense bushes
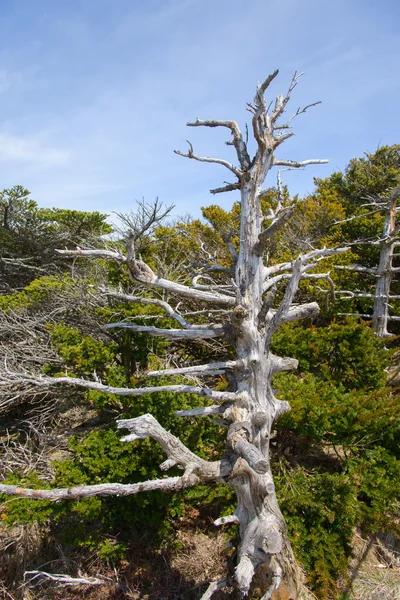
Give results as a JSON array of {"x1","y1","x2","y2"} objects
[{"x1": 271, "y1": 320, "x2": 399, "y2": 597}]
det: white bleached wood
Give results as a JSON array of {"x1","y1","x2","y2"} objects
[
  {"x1": 255, "y1": 206, "x2": 295, "y2": 255},
  {"x1": 247, "y1": 70, "x2": 279, "y2": 149},
  {"x1": 101, "y1": 289, "x2": 190, "y2": 328},
  {"x1": 268, "y1": 302, "x2": 320, "y2": 325},
  {"x1": 270, "y1": 354, "x2": 299, "y2": 374},
  {"x1": 339, "y1": 291, "x2": 400, "y2": 300},
  {"x1": 103, "y1": 322, "x2": 226, "y2": 340},
  {"x1": 56, "y1": 248, "x2": 125, "y2": 261},
  {"x1": 200, "y1": 579, "x2": 227, "y2": 600},
  {"x1": 265, "y1": 258, "x2": 304, "y2": 342},
  {"x1": 125, "y1": 257, "x2": 236, "y2": 306},
  {"x1": 260, "y1": 570, "x2": 283, "y2": 600},
  {"x1": 335, "y1": 185, "x2": 399, "y2": 336},
  {"x1": 57, "y1": 249, "x2": 236, "y2": 307},
  {"x1": 338, "y1": 312, "x2": 372, "y2": 318},
  {"x1": 273, "y1": 158, "x2": 328, "y2": 168},
  {"x1": 210, "y1": 181, "x2": 241, "y2": 195},
  {"x1": 1, "y1": 371, "x2": 240, "y2": 403},
  {"x1": 336, "y1": 264, "x2": 378, "y2": 275},
  {"x1": 147, "y1": 360, "x2": 241, "y2": 377},
  {"x1": 174, "y1": 405, "x2": 224, "y2": 418},
  {"x1": 116, "y1": 413, "x2": 231, "y2": 481},
  {"x1": 187, "y1": 118, "x2": 251, "y2": 171},
  {"x1": 131, "y1": 270, "x2": 236, "y2": 306},
  {"x1": 24, "y1": 571, "x2": 105, "y2": 586},
  {"x1": 332, "y1": 207, "x2": 384, "y2": 226},
  {"x1": 0, "y1": 412, "x2": 232, "y2": 502},
  {"x1": 372, "y1": 186, "x2": 400, "y2": 336},
  {"x1": 160, "y1": 458, "x2": 177, "y2": 471},
  {"x1": 0, "y1": 475, "x2": 202, "y2": 501},
  {"x1": 214, "y1": 514, "x2": 240, "y2": 526},
  {"x1": 264, "y1": 246, "x2": 348, "y2": 279},
  {"x1": 263, "y1": 272, "x2": 335, "y2": 294},
  {"x1": 174, "y1": 142, "x2": 242, "y2": 178}
]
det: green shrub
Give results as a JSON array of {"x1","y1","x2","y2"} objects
[{"x1": 271, "y1": 319, "x2": 389, "y2": 390}]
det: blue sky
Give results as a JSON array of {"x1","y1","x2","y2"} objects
[{"x1": 0, "y1": 0, "x2": 398, "y2": 218}]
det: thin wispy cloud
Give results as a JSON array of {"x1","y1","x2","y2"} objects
[{"x1": 0, "y1": 133, "x2": 70, "y2": 167}]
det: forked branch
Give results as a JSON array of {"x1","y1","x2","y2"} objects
[
  {"x1": 187, "y1": 118, "x2": 251, "y2": 170},
  {"x1": 56, "y1": 249, "x2": 236, "y2": 306},
  {"x1": 117, "y1": 413, "x2": 230, "y2": 480},
  {"x1": 255, "y1": 206, "x2": 295, "y2": 255},
  {"x1": 0, "y1": 412, "x2": 233, "y2": 502},
  {"x1": 24, "y1": 571, "x2": 105, "y2": 586}
]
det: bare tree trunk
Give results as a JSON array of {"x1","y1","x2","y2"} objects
[
  {"x1": 224, "y1": 164, "x2": 299, "y2": 597},
  {"x1": 337, "y1": 186, "x2": 400, "y2": 337},
  {"x1": 373, "y1": 188, "x2": 399, "y2": 336}
]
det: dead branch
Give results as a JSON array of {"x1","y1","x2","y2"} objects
[
  {"x1": 210, "y1": 182, "x2": 241, "y2": 195},
  {"x1": 187, "y1": 118, "x2": 251, "y2": 171},
  {"x1": 24, "y1": 570, "x2": 105, "y2": 586},
  {"x1": 100, "y1": 289, "x2": 190, "y2": 328},
  {"x1": 117, "y1": 413, "x2": 230, "y2": 480},
  {"x1": 273, "y1": 158, "x2": 329, "y2": 168},
  {"x1": 1, "y1": 367, "x2": 241, "y2": 404},
  {"x1": 0, "y1": 475, "x2": 201, "y2": 501},
  {"x1": 174, "y1": 405, "x2": 225, "y2": 418},
  {"x1": 200, "y1": 578, "x2": 227, "y2": 599},
  {"x1": 147, "y1": 360, "x2": 241, "y2": 377},
  {"x1": 174, "y1": 142, "x2": 242, "y2": 177},
  {"x1": 103, "y1": 322, "x2": 227, "y2": 340},
  {"x1": 255, "y1": 206, "x2": 295, "y2": 254}
]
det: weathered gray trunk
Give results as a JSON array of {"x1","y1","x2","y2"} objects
[
  {"x1": 225, "y1": 167, "x2": 300, "y2": 598},
  {"x1": 338, "y1": 186, "x2": 399, "y2": 337},
  {"x1": 373, "y1": 190, "x2": 399, "y2": 337}
]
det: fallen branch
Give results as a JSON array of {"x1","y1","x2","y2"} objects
[{"x1": 24, "y1": 570, "x2": 105, "y2": 586}]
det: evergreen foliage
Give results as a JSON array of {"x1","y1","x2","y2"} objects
[
  {"x1": 0, "y1": 185, "x2": 111, "y2": 291},
  {"x1": 271, "y1": 320, "x2": 399, "y2": 597}
]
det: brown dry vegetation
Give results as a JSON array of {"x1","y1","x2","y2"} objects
[
  {"x1": 2, "y1": 517, "x2": 399, "y2": 600},
  {"x1": 344, "y1": 532, "x2": 400, "y2": 600},
  {"x1": 0, "y1": 517, "x2": 234, "y2": 600}
]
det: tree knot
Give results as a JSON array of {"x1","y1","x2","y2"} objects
[{"x1": 127, "y1": 259, "x2": 155, "y2": 284}]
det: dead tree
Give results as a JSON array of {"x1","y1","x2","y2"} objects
[
  {"x1": 0, "y1": 72, "x2": 348, "y2": 599},
  {"x1": 336, "y1": 185, "x2": 400, "y2": 337}
]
